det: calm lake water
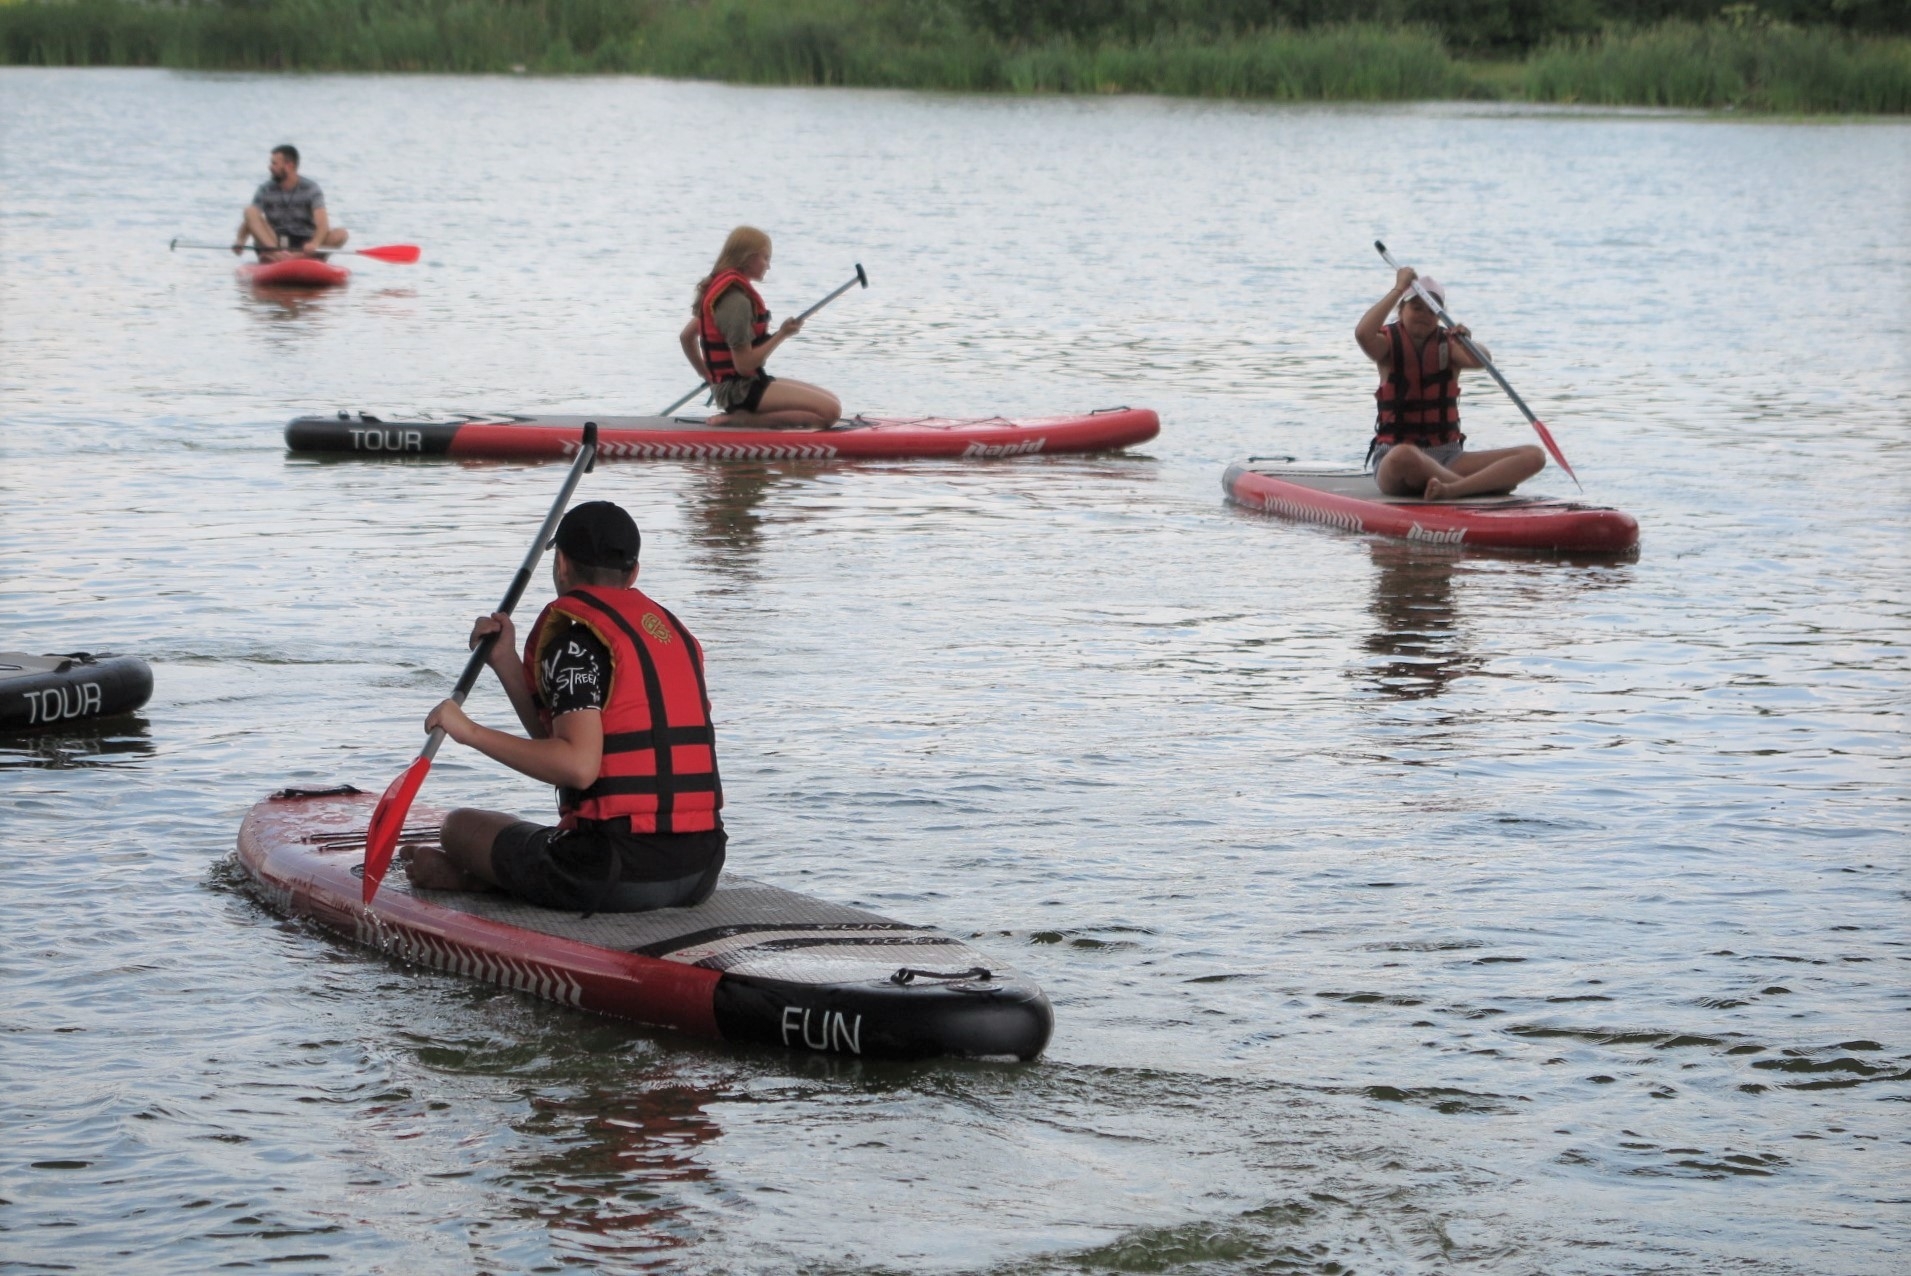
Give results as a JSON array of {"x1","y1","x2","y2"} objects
[{"x1": 2, "y1": 67, "x2": 1906, "y2": 1274}]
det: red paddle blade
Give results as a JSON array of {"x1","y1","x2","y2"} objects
[
  {"x1": 1529, "y1": 417, "x2": 1581, "y2": 489},
  {"x1": 363, "y1": 755, "x2": 432, "y2": 903},
  {"x1": 356, "y1": 243, "x2": 420, "y2": 264}
]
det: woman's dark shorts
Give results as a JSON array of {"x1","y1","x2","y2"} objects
[
  {"x1": 490, "y1": 818, "x2": 726, "y2": 914},
  {"x1": 716, "y1": 372, "x2": 775, "y2": 414}
]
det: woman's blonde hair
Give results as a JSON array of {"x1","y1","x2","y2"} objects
[{"x1": 694, "y1": 226, "x2": 771, "y2": 310}]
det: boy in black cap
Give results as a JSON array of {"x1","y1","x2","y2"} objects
[{"x1": 405, "y1": 501, "x2": 727, "y2": 913}]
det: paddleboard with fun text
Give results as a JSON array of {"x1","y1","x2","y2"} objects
[{"x1": 237, "y1": 787, "x2": 1054, "y2": 1061}]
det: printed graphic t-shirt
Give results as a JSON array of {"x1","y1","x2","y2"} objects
[{"x1": 537, "y1": 622, "x2": 612, "y2": 715}]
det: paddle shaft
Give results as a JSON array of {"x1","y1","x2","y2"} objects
[
  {"x1": 431, "y1": 421, "x2": 601, "y2": 746},
  {"x1": 662, "y1": 263, "x2": 868, "y2": 416},
  {"x1": 360, "y1": 421, "x2": 600, "y2": 901},
  {"x1": 1373, "y1": 241, "x2": 1580, "y2": 488},
  {"x1": 169, "y1": 238, "x2": 418, "y2": 262},
  {"x1": 793, "y1": 263, "x2": 869, "y2": 321}
]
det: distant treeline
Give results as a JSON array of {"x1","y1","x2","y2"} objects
[{"x1": 3, "y1": 0, "x2": 1907, "y2": 112}]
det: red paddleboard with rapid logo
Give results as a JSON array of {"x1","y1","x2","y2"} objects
[
  {"x1": 238, "y1": 788, "x2": 1053, "y2": 1061},
  {"x1": 1224, "y1": 461, "x2": 1638, "y2": 553},
  {"x1": 285, "y1": 407, "x2": 1158, "y2": 461},
  {"x1": 241, "y1": 258, "x2": 350, "y2": 287}
]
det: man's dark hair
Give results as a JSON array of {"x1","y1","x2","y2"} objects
[
  {"x1": 571, "y1": 561, "x2": 630, "y2": 588},
  {"x1": 272, "y1": 144, "x2": 300, "y2": 166}
]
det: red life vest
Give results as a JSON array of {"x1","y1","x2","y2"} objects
[
  {"x1": 1374, "y1": 323, "x2": 1463, "y2": 447},
  {"x1": 522, "y1": 585, "x2": 721, "y2": 834},
  {"x1": 697, "y1": 269, "x2": 770, "y2": 385}
]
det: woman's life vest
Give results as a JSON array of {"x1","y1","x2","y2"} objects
[
  {"x1": 1373, "y1": 323, "x2": 1463, "y2": 447},
  {"x1": 697, "y1": 270, "x2": 770, "y2": 385},
  {"x1": 522, "y1": 585, "x2": 721, "y2": 834}
]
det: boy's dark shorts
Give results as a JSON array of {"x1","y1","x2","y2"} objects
[{"x1": 490, "y1": 817, "x2": 726, "y2": 914}]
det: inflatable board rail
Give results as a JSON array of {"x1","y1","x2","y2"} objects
[
  {"x1": 0, "y1": 653, "x2": 154, "y2": 731},
  {"x1": 286, "y1": 408, "x2": 1160, "y2": 462},
  {"x1": 242, "y1": 258, "x2": 349, "y2": 287},
  {"x1": 239, "y1": 788, "x2": 1054, "y2": 1061},
  {"x1": 1224, "y1": 461, "x2": 1639, "y2": 553}
]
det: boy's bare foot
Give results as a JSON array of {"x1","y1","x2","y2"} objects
[
  {"x1": 1423, "y1": 476, "x2": 1452, "y2": 501},
  {"x1": 402, "y1": 844, "x2": 486, "y2": 892}
]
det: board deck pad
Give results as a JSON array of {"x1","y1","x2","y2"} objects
[
  {"x1": 394, "y1": 862, "x2": 993, "y2": 984},
  {"x1": 1234, "y1": 464, "x2": 1530, "y2": 505},
  {"x1": 1224, "y1": 460, "x2": 1639, "y2": 553},
  {"x1": 240, "y1": 789, "x2": 1052, "y2": 1060}
]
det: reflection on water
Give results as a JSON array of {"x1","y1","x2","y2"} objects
[
  {"x1": 3, "y1": 67, "x2": 1907, "y2": 1276},
  {"x1": 684, "y1": 458, "x2": 833, "y2": 584},
  {"x1": 239, "y1": 277, "x2": 348, "y2": 326},
  {"x1": 511, "y1": 1082, "x2": 724, "y2": 1266},
  {"x1": 0, "y1": 716, "x2": 154, "y2": 769},
  {"x1": 680, "y1": 460, "x2": 796, "y2": 580},
  {"x1": 1355, "y1": 539, "x2": 1475, "y2": 700}
]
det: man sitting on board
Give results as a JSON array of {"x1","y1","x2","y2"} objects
[
  {"x1": 1356, "y1": 267, "x2": 1543, "y2": 500},
  {"x1": 404, "y1": 501, "x2": 728, "y2": 914},
  {"x1": 233, "y1": 144, "x2": 349, "y2": 262}
]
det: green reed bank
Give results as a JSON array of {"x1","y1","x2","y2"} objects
[{"x1": 3, "y1": 0, "x2": 1908, "y2": 112}]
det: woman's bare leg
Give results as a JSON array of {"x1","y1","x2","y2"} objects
[
  {"x1": 711, "y1": 378, "x2": 841, "y2": 429},
  {"x1": 1424, "y1": 445, "x2": 1545, "y2": 500},
  {"x1": 1375, "y1": 444, "x2": 1451, "y2": 497}
]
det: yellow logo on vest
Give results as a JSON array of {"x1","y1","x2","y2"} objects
[{"x1": 641, "y1": 613, "x2": 673, "y2": 644}]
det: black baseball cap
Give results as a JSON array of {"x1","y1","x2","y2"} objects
[{"x1": 550, "y1": 500, "x2": 640, "y2": 570}]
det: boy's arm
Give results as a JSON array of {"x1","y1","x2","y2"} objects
[{"x1": 425, "y1": 701, "x2": 603, "y2": 791}]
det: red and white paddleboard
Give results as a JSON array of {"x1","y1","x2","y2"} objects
[
  {"x1": 238, "y1": 788, "x2": 1053, "y2": 1061},
  {"x1": 1224, "y1": 461, "x2": 1638, "y2": 553},
  {"x1": 241, "y1": 258, "x2": 350, "y2": 287},
  {"x1": 285, "y1": 407, "x2": 1159, "y2": 461}
]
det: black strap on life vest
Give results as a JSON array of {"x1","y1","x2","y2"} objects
[
  {"x1": 1377, "y1": 325, "x2": 1461, "y2": 445},
  {"x1": 700, "y1": 276, "x2": 771, "y2": 385},
  {"x1": 558, "y1": 590, "x2": 721, "y2": 833}
]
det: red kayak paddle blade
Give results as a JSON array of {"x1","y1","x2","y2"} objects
[
  {"x1": 362, "y1": 756, "x2": 431, "y2": 903},
  {"x1": 1531, "y1": 418, "x2": 1580, "y2": 489},
  {"x1": 358, "y1": 243, "x2": 420, "y2": 264}
]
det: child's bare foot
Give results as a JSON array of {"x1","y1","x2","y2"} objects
[
  {"x1": 402, "y1": 844, "x2": 486, "y2": 892},
  {"x1": 1423, "y1": 476, "x2": 1452, "y2": 501}
]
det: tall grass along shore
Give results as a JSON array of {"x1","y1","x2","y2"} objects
[{"x1": 3, "y1": 0, "x2": 1906, "y2": 113}]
